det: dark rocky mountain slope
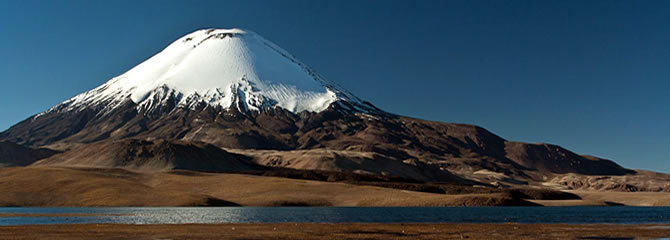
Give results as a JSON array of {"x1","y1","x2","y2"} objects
[
  {"x1": 0, "y1": 101, "x2": 634, "y2": 185},
  {"x1": 0, "y1": 141, "x2": 59, "y2": 167},
  {"x1": 33, "y1": 139, "x2": 260, "y2": 172}
]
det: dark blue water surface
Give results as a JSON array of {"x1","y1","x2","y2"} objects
[{"x1": 1, "y1": 207, "x2": 670, "y2": 226}]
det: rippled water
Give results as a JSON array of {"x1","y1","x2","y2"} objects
[{"x1": 1, "y1": 207, "x2": 670, "y2": 226}]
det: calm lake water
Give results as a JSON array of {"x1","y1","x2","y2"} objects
[{"x1": 1, "y1": 207, "x2": 670, "y2": 226}]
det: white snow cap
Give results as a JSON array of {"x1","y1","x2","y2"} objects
[{"x1": 47, "y1": 28, "x2": 365, "y2": 116}]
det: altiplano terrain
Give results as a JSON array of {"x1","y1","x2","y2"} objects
[
  {"x1": 0, "y1": 167, "x2": 532, "y2": 207},
  {"x1": 1, "y1": 167, "x2": 669, "y2": 207}
]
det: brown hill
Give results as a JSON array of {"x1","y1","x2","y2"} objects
[
  {"x1": 33, "y1": 139, "x2": 259, "y2": 172},
  {"x1": 231, "y1": 148, "x2": 461, "y2": 182},
  {"x1": 504, "y1": 142, "x2": 632, "y2": 175},
  {"x1": 0, "y1": 141, "x2": 58, "y2": 167}
]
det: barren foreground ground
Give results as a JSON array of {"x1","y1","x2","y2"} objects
[{"x1": 1, "y1": 223, "x2": 670, "y2": 240}]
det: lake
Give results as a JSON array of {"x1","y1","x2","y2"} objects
[{"x1": 1, "y1": 207, "x2": 670, "y2": 226}]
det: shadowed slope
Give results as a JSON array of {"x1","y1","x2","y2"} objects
[
  {"x1": 0, "y1": 141, "x2": 59, "y2": 167},
  {"x1": 33, "y1": 139, "x2": 260, "y2": 172},
  {"x1": 504, "y1": 142, "x2": 633, "y2": 175},
  {"x1": 0, "y1": 167, "x2": 238, "y2": 207}
]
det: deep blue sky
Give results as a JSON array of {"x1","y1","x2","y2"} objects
[{"x1": 1, "y1": 0, "x2": 668, "y2": 172}]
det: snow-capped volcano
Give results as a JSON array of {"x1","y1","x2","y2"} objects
[
  {"x1": 0, "y1": 28, "x2": 638, "y2": 186},
  {"x1": 44, "y1": 28, "x2": 365, "y2": 117}
]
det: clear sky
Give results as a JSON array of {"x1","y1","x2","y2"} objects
[{"x1": 0, "y1": 0, "x2": 668, "y2": 172}]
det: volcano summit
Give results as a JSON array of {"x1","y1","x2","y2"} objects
[{"x1": 39, "y1": 28, "x2": 374, "y2": 117}]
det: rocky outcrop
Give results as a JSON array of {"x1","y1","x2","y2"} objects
[{"x1": 549, "y1": 171, "x2": 670, "y2": 192}]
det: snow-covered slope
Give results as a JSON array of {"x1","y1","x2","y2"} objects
[{"x1": 40, "y1": 28, "x2": 366, "y2": 117}]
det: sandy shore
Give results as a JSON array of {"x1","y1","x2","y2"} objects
[{"x1": 1, "y1": 223, "x2": 669, "y2": 239}]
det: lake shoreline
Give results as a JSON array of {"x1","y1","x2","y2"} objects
[{"x1": 2, "y1": 223, "x2": 670, "y2": 239}]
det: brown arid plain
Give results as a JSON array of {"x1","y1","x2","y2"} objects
[
  {"x1": 1, "y1": 167, "x2": 670, "y2": 207},
  {"x1": 0, "y1": 167, "x2": 533, "y2": 207}
]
